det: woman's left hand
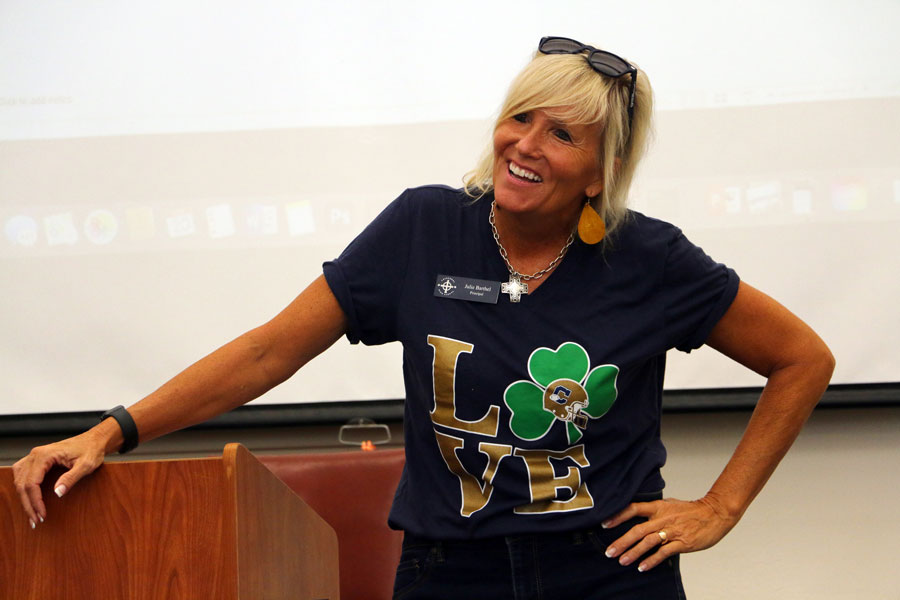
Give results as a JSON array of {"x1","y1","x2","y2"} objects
[{"x1": 601, "y1": 495, "x2": 738, "y2": 572}]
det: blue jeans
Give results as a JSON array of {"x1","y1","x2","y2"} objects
[{"x1": 392, "y1": 505, "x2": 686, "y2": 599}]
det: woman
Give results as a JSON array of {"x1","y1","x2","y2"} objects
[{"x1": 14, "y1": 38, "x2": 834, "y2": 599}]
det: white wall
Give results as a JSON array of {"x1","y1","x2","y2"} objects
[{"x1": 662, "y1": 407, "x2": 899, "y2": 599}]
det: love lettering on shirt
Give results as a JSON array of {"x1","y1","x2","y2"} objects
[{"x1": 426, "y1": 335, "x2": 619, "y2": 518}]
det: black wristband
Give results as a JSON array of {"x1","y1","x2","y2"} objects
[{"x1": 99, "y1": 405, "x2": 139, "y2": 454}]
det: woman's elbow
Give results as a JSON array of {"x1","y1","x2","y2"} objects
[
  {"x1": 799, "y1": 334, "x2": 836, "y2": 392},
  {"x1": 816, "y1": 340, "x2": 836, "y2": 382}
]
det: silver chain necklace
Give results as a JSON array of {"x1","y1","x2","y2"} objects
[{"x1": 489, "y1": 200, "x2": 575, "y2": 303}]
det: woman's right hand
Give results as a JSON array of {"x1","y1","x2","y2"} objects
[{"x1": 11, "y1": 421, "x2": 117, "y2": 528}]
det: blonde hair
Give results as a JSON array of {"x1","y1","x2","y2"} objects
[{"x1": 463, "y1": 49, "x2": 653, "y2": 239}]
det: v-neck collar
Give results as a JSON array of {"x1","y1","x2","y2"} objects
[{"x1": 478, "y1": 196, "x2": 589, "y2": 303}]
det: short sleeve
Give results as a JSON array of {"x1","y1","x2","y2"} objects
[
  {"x1": 323, "y1": 190, "x2": 412, "y2": 345},
  {"x1": 662, "y1": 230, "x2": 740, "y2": 352}
]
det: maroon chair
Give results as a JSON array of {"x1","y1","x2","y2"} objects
[{"x1": 259, "y1": 449, "x2": 405, "y2": 600}]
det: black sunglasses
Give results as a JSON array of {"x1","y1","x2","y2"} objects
[{"x1": 538, "y1": 36, "x2": 637, "y2": 129}]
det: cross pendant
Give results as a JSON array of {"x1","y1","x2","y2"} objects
[{"x1": 501, "y1": 275, "x2": 528, "y2": 303}]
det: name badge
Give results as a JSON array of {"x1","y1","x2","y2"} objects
[{"x1": 434, "y1": 274, "x2": 500, "y2": 304}]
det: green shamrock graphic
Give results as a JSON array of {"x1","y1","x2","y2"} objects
[{"x1": 504, "y1": 342, "x2": 618, "y2": 444}]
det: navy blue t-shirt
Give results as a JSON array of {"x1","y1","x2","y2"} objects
[{"x1": 323, "y1": 185, "x2": 739, "y2": 539}]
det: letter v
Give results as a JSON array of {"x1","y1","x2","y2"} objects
[{"x1": 435, "y1": 431, "x2": 512, "y2": 517}]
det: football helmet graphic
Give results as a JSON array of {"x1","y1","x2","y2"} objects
[{"x1": 543, "y1": 379, "x2": 589, "y2": 429}]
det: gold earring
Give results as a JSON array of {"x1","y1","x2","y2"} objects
[{"x1": 577, "y1": 201, "x2": 606, "y2": 245}]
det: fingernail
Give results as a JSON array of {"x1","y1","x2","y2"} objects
[
  {"x1": 55, "y1": 485, "x2": 67, "y2": 498},
  {"x1": 30, "y1": 519, "x2": 36, "y2": 529},
  {"x1": 39, "y1": 515, "x2": 44, "y2": 523},
  {"x1": 638, "y1": 564, "x2": 647, "y2": 573},
  {"x1": 605, "y1": 547, "x2": 616, "y2": 558},
  {"x1": 601, "y1": 520, "x2": 612, "y2": 529},
  {"x1": 619, "y1": 555, "x2": 632, "y2": 566}
]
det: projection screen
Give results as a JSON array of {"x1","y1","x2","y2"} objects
[{"x1": 2, "y1": 0, "x2": 898, "y2": 415}]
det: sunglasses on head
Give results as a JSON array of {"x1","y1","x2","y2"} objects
[{"x1": 538, "y1": 36, "x2": 637, "y2": 129}]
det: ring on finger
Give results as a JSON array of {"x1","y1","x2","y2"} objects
[{"x1": 658, "y1": 530, "x2": 668, "y2": 544}]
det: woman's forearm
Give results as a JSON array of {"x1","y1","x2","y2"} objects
[
  {"x1": 115, "y1": 330, "x2": 286, "y2": 448},
  {"x1": 703, "y1": 346, "x2": 835, "y2": 520},
  {"x1": 77, "y1": 331, "x2": 280, "y2": 454},
  {"x1": 116, "y1": 275, "x2": 348, "y2": 449},
  {"x1": 14, "y1": 276, "x2": 347, "y2": 523}
]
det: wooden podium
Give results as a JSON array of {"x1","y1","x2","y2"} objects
[{"x1": 0, "y1": 443, "x2": 339, "y2": 600}]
